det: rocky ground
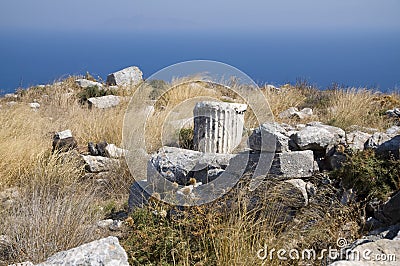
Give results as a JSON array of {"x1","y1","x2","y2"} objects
[{"x1": 1, "y1": 67, "x2": 400, "y2": 265}]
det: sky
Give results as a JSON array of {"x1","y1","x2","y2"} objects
[
  {"x1": 0, "y1": 0, "x2": 400, "y2": 92},
  {"x1": 1, "y1": 0, "x2": 399, "y2": 34}
]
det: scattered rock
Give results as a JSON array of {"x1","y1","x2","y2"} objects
[
  {"x1": 88, "y1": 142, "x2": 99, "y2": 156},
  {"x1": 109, "y1": 220, "x2": 123, "y2": 231},
  {"x1": 105, "y1": 144, "x2": 128, "y2": 158},
  {"x1": 6, "y1": 101, "x2": 17, "y2": 107},
  {"x1": 249, "y1": 122, "x2": 290, "y2": 152},
  {"x1": 36, "y1": 236, "x2": 129, "y2": 266},
  {"x1": 279, "y1": 107, "x2": 313, "y2": 120},
  {"x1": 268, "y1": 150, "x2": 317, "y2": 178},
  {"x1": 4, "y1": 93, "x2": 17, "y2": 99},
  {"x1": 97, "y1": 219, "x2": 114, "y2": 230},
  {"x1": 75, "y1": 78, "x2": 103, "y2": 89},
  {"x1": 385, "y1": 107, "x2": 400, "y2": 118},
  {"x1": 284, "y1": 179, "x2": 309, "y2": 206},
  {"x1": 106, "y1": 66, "x2": 143, "y2": 87},
  {"x1": 29, "y1": 102, "x2": 40, "y2": 109},
  {"x1": 52, "y1": 129, "x2": 77, "y2": 152},
  {"x1": 88, "y1": 95, "x2": 120, "y2": 109},
  {"x1": 81, "y1": 155, "x2": 119, "y2": 173}
]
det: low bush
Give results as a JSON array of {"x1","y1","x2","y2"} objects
[{"x1": 331, "y1": 149, "x2": 400, "y2": 202}]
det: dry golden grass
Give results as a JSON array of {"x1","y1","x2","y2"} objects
[
  {"x1": 0, "y1": 75, "x2": 395, "y2": 264},
  {"x1": 0, "y1": 152, "x2": 101, "y2": 263},
  {"x1": 0, "y1": 77, "x2": 138, "y2": 264},
  {"x1": 320, "y1": 88, "x2": 392, "y2": 131},
  {"x1": 262, "y1": 85, "x2": 307, "y2": 118}
]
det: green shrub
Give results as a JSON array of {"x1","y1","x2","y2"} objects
[
  {"x1": 77, "y1": 86, "x2": 116, "y2": 104},
  {"x1": 178, "y1": 127, "x2": 194, "y2": 150},
  {"x1": 147, "y1": 80, "x2": 169, "y2": 100},
  {"x1": 122, "y1": 207, "x2": 217, "y2": 266},
  {"x1": 331, "y1": 150, "x2": 400, "y2": 201}
]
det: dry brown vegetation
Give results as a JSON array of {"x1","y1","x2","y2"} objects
[{"x1": 0, "y1": 76, "x2": 398, "y2": 265}]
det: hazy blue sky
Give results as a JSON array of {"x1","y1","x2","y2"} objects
[
  {"x1": 1, "y1": 0, "x2": 399, "y2": 34},
  {"x1": 1, "y1": 1, "x2": 400, "y2": 92}
]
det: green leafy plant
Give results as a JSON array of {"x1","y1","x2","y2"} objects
[
  {"x1": 178, "y1": 127, "x2": 194, "y2": 150},
  {"x1": 77, "y1": 86, "x2": 116, "y2": 104},
  {"x1": 331, "y1": 149, "x2": 400, "y2": 201}
]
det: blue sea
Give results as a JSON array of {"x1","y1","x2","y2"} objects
[{"x1": 1, "y1": 30, "x2": 399, "y2": 94}]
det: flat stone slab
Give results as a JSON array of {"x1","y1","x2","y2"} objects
[
  {"x1": 291, "y1": 122, "x2": 345, "y2": 152},
  {"x1": 269, "y1": 150, "x2": 316, "y2": 178},
  {"x1": 75, "y1": 79, "x2": 103, "y2": 89},
  {"x1": 36, "y1": 236, "x2": 129, "y2": 266},
  {"x1": 88, "y1": 95, "x2": 120, "y2": 109}
]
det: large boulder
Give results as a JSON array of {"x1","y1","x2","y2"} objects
[
  {"x1": 36, "y1": 236, "x2": 129, "y2": 266},
  {"x1": 346, "y1": 131, "x2": 371, "y2": 151},
  {"x1": 268, "y1": 150, "x2": 316, "y2": 178},
  {"x1": 375, "y1": 190, "x2": 400, "y2": 225},
  {"x1": 376, "y1": 136, "x2": 400, "y2": 159},
  {"x1": 291, "y1": 122, "x2": 345, "y2": 152},
  {"x1": 284, "y1": 179, "x2": 309, "y2": 206},
  {"x1": 52, "y1": 129, "x2": 77, "y2": 152},
  {"x1": 149, "y1": 146, "x2": 234, "y2": 185},
  {"x1": 88, "y1": 95, "x2": 120, "y2": 109},
  {"x1": 106, "y1": 66, "x2": 143, "y2": 87},
  {"x1": 249, "y1": 122, "x2": 290, "y2": 152},
  {"x1": 386, "y1": 126, "x2": 400, "y2": 136},
  {"x1": 329, "y1": 238, "x2": 400, "y2": 265},
  {"x1": 29, "y1": 102, "x2": 40, "y2": 109}
]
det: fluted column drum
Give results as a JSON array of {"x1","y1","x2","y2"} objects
[{"x1": 193, "y1": 101, "x2": 247, "y2": 153}]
